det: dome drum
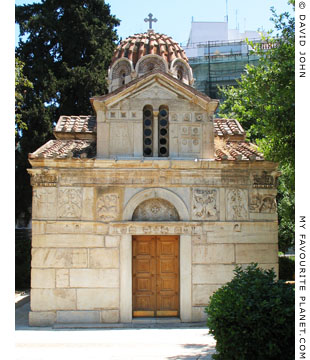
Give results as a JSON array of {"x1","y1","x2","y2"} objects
[{"x1": 108, "y1": 31, "x2": 194, "y2": 92}]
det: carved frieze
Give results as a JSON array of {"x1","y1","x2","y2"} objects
[
  {"x1": 31, "y1": 172, "x2": 58, "y2": 187},
  {"x1": 57, "y1": 188, "x2": 82, "y2": 218},
  {"x1": 109, "y1": 223, "x2": 202, "y2": 235},
  {"x1": 226, "y1": 189, "x2": 248, "y2": 220},
  {"x1": 249, "y1": 191, "x2": 277, "y2": 213},
  {"x1": 252, "y1": 171, "x2": 278, "y2": 188},
  {"x1": 97, "y1": 193, "x2": 119, "y2": 221},
  {"x1": 192, "y1": 188, "x2": 218, "y2": 220}
]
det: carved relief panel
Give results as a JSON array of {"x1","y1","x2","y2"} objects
[
  {"x1": 192, "y1": 188, "x2": 219, "y2": 221},
  {"x1": 179, "y1": 125, "x2": 201, "y2": 155},
  {"x1": 226, "y1": 189, "x2": 248, "y2": 220},
  {"x1": 57, "y1": 187, "x2": 82, "y2": 219},
  {"x1": 32, "y1": 187, "x2": 57, "y2": 219},
  {"x1": 97, "y1": 193, "x2": 120, "y2": 221},
  {"x1": 132, "y1": 198, "x2": 179, "y2": 221},
  {"x1": 249, "y1": 191, "x2": 277, "y2": 213}
]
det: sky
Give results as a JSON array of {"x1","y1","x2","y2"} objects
[{"x1": 15, "y1": 0, "x2": 294, "y2": 47}]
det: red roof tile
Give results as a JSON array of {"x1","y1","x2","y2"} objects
[
  {"x1": 28, "y1": 140, "x2": 96, "y2": 159},
  {"x1": 111, "y1": 32, "x2": 188, "y2": 67},
  {"x1": 213, "y1": 118, "x2": 246, "y2": 139}
]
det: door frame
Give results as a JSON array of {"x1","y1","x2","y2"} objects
[{"x1": 119, "y1": 233, "x2": 192, "y2": 322}]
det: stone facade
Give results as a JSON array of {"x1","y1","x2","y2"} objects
[
  {"x1": 28, "y1": 159, "x2": 279, "y2": 325},
  {"x1": 28, "y1": 30, "x2": 279, "y2": 326}
]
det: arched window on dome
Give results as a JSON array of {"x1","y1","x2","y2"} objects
[
  {"x1": 143, "y1": 105, "x2": 153, "y2": 157},
  {"x1": 158, "y1": 105, "x2": 169, "y2": 157},
  {"x1": 120, "y1": 70, "x2": 126, "y2": 86},
  {"x1": 177, "y1": 68, "x2": 183, "y2": 81}
]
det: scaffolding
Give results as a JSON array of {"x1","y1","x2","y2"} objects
[{"x1": 186, "y1": 39, "x2": 263, "y2": 100}]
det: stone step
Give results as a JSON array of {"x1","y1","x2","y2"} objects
[{"x1": 53, "y1": 320, "x2": 207, "y2": 329}]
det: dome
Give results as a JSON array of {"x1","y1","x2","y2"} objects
[
  {"x1": 111, "y1": 31, "x2": 189, "y2": 67},
  {"x1": 108, "y1": 30, "x2": 193, "y2": 92}
]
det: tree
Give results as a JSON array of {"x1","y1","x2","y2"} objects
[
  {"x1": 218, "y1": 1, "x2": 295, "y2": 252},
  {"x1": 15, "y1": 0, "x2": 120, "y2": 224},
  {"x1": 15, "y1": 57, "x2": 33, "y2": 142}
]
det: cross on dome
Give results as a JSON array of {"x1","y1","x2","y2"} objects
[{"x1": 144, "y1": 13, "x2": 157, "y2": 30}]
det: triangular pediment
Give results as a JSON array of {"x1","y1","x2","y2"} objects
[{"x1": 90, "y1": 71, "x2": 219, "y2": 113}]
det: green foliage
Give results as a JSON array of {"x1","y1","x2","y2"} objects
[
  {"x1": 15, "y1": 57, "x2": 33, "y2": 141},
  {"x1": 206, "y1": 264, "x2": 295, "y2": 360},
  {"x1": 279, "y1": 256, "x2": 295, "y2": 281},
  {"x1": 218, "y1": 3, "x2": 295, "y2": 252},
  {"x1": 15, "y1": 0, "x2": 120, "y2": 223}
]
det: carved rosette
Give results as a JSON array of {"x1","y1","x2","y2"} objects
[
  {"x1": 57, "y1": 188, "x2": 82, "y2": 218},
  {"x1": 192, "y1": 188, "x2": 218, "y2": 220},
  {"x1": 97, "y1": 193, "x2": 120, "y2": 221},
  {"x1": 249, "y1": 191, "x2": 277, "y2": 213},
  {"x1": 132, "y1": 198, "x2": 179, "y2": 221},
  {"x1": 226, "y1": 189, "x2": 248, "y2": 220}
]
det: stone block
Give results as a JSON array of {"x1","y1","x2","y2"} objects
[
  {"x1": 56, "y1": 269, "x2": 69, "y2": 288},
  {"x1": 249, "y1": 213, "x2": 278, "y2": 221},
  {"x1": 206, "y1": 222, "x2": 278, "y2": 244},
  {"x1": 77, "y1": 288, "x2": 119, "y2": 310},
  {"x1": 192, "y1": 264, "x2": 235, "y2": 284},
  {"x1": 236, "y1": 244, "x2": 278, "y2": 264},
  {"x1": 70, "y1": 269, "x2": 119, "y2": 288},
  {"x1": 32, "y1": 234, "x2": 104, "y2": 248},
  {"x1": 191, "y1": 307, "x2": 208, "y2": 322},
  {"x1": 81, "y1": 187, "x2": 95, "y2": 220},
  {"x1": 95, "y1": 223, "x2": 109, "y2": 235},
  {"x1": 29, "y1": 311, "x2": 56, "y2": 326},
  {"x1": 192, "y1": 244, "x2": 235, "y2": 264},
  {"x1": 31, "y1": 269, "x2": 55, "y2": 288},
  {"x1": 31, "y1": 289, "x2": 76, "y2": 311},
  {"x1": 192, "y1": 235, "x2": 208, "y2": 245},
  {"x1": 101, "y1": 310, "x2": 120, "y2": 323},
  {"x1": 32, "y1": 187, "x2": 57, "y2": 219},
  {"x1": 105, "y1": 235, "x2": 120, "y2": 247},
  {"x1": 46, "y1": 221, "x2": 96, "y2": 234},
  {"x1": 32, "y1": 248, "x2": 88, "y2": 268},
  {"x1": 32, "y1": 221, "x2": 45, "y2": 234},
  {"x1": 192, "y1": 284, "x2": 222, "y2": 306},
  {"x1": 56, "y1": 311, "x2": 101, "y2": 324},
  {"x1": 89, "y1": 248, "x2": 119, "y2": 268}
]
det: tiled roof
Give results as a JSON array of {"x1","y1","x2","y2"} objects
[
  {"x1": 28, "y1": 140, "x2": 96, "y2": 159},
  {"x1": 54, "y1": 115, "x2": 96, "y2": 139},
  {"x1": 214, "y1": 139, "x2": 263, "y2": 161},
  {"x1": 111, "y1": 32, "x2": 188, "y2": 67},
  {"x1": 28, "y1": 138, "x2": 262, "y2": 161},
  {"x1": 214, "y1": 118, "x2": 246, "y2": 139}
]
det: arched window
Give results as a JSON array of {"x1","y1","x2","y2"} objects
[
  {"x1": 120, "y1": 71, "x2": 126, "y2": 85},
  {"x1": 177, "y1": 68, "x2": 183, "y2": 81},
  {"x1": 143, "y1": 105, "x2": 153, "y2": 157},
  {"x1": 158, "y1": 105, "x2": 169, "y2": 157}
]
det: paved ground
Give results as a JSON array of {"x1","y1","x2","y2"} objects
[{"x1": 15, "y1": 302, "x2": 217, "y2": 360}]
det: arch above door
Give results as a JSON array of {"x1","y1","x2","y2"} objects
[{"x1": 123, "y1": 188, "x2": 190, "y2": 221}]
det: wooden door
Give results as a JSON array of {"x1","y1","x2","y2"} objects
[{"x1": 132, "y1": 235, "x2": 179, "y2": 317}]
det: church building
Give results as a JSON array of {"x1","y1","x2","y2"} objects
[{"x1": 28, "y1": 18, "x2": 280, "y2": 326}]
